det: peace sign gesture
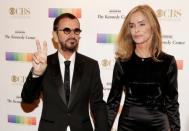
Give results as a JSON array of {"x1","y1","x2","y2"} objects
[{"x1": 32, "y1": 40, "x2": 48, "y2": 76}]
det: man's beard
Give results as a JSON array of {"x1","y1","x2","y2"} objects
[{"x1": 60, "y1": 39, "x2": 78, "y2": 52}]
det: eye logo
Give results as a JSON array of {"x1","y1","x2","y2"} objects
[
  {"x1": 101, "y1": 59, "x2": 111, "y2": 67},
  {"x1": 156, "y1": 9, "x2": 163, "y2": 17},
  {"x1": 9, "y1": 8, "x2": 16, "y2": 15},
  {"x1": 11, "y1": 75, "x2": 17, "y2": 82}
]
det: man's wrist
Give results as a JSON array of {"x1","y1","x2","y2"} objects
[{"x1": 31, "y1": 68, "x2": 41, "y2": 78}]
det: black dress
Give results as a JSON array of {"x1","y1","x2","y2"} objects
[{"x1": 107, "y1": 52, "x2": 180, "y2": 131}]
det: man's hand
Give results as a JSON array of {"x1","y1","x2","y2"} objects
[{"x1": 32, "y1": 40, "x2": 47, "y2": 76}]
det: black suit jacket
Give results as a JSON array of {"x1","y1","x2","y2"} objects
[{"x1": 21, "y1": 52, "x2": 108, "y2": 131}]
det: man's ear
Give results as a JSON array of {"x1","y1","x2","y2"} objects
[{"x1": 52, "y1": 31, "x2": 58, "y2": 43}]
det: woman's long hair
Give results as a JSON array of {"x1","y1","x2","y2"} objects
[{"x1": 115, "y1": 4, "x2": 162, "y2": 61}]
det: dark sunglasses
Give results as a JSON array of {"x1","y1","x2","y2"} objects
[{"x1": 57, "y1": 27, "x2": 82, "y2": 35}]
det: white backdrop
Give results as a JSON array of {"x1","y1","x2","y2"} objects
[{"x1": 1, "y1": 0, "x2": 188, "y2": 131}]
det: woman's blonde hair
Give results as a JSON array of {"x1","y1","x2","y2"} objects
[{"x1": 116, "y1": 4, "x2": 162, "y2": 61}]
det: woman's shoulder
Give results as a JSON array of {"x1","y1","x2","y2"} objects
[
  {"x1": 158, "y1": 52, "x2": 177, "y2": 68},
  {"x1": 159, "y1": 52, "x2": 175, "y2": 61}
]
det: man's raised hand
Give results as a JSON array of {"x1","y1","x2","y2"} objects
[{"x1": 32, "y1": 40, "x2": 48, "y2": 76}]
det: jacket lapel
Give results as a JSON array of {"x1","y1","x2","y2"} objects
[
  {"x1": 51, "y1": 52, "x2": 67, "y2": 106},
  {"x1": 68, "y1": 53, "x2": 84, "y2": 108}
]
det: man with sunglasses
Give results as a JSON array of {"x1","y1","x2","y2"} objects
[{"x1": 21, "y1": 13, "x2": 108, "y2": 131}]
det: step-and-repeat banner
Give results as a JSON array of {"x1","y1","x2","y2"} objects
[{"x1": 1, "y1": 0, "x2": 188, "y2": 131}]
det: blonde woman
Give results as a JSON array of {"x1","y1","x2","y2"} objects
[{"x1": 107, "y1": 5, "x2": 180, "y2": 131}]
